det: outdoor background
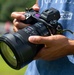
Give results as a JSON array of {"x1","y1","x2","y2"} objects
[{"x1": 0, "y1": 0, "x2": 35, "y2": 75}]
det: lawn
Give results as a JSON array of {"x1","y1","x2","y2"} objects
[{"x1": 0, "y1": 55, "x2": 27, "y2": 75}]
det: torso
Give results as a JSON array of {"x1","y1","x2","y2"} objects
[
  {"x1": 37, "y1": 0, "x2": 74, "y2": 75},
  {"x1": 25, "y1": 0, "x2": 74, "y2": 75}
]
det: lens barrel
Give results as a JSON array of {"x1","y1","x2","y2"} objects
[{"x1": 0, "y1": 22, "x2": 50, "y2": 69}]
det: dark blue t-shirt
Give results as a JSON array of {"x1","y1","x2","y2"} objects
[{"x1": 25, "y1": 0, "x2": 74, "y2": 75}]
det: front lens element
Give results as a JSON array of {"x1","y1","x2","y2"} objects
[{"x1": 0, "y1": 42, "x2": 17, "y2": 67}]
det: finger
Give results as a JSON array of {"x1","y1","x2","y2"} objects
[
  {"x1": 32, "y1": 4, "x2": 39, "y2": 11},
  {"x1": 28, "y1": 35, "x2": 68, "y2": 45},
  {"x1": 11, "y1": 12, "x2": 25, "y2": 20},
  {"x1": 15, "y1": 22, "x2": 30, "y2": 29},
  {"x1": 13, "y1": 19, "x2": 30, "y2": 29},
  {"x1": 28, "y1": 36, "x2": 52, "y2": 44},
  {"x1": 13, "y1": 26, "x2": 18, "y2": 32},
  {"x1": 13, "y1": 19, "x2": 17, "y2": 24}
]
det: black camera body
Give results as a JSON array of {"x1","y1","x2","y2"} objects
[
  {"x1": 21, "y1": 8, "x2": 62, "y2": 35},
  {"x1": 0, "y1": 8, "x2": 63, "y2": 70}
]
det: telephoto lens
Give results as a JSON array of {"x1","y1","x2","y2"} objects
[
  {"x1": 0, "y1": 22, "x2": 50, "y2": 70},
  {"x1": 0, "y1": 8, "x2": 62, "y2": 70}
]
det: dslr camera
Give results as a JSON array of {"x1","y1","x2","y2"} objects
[{"x1": 0, "y1": 8, "x2": 63, "y2": 70}]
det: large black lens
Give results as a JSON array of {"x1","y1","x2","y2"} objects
[
  {"x1": 0, "y1": 8, "x2": 61, "y2": 70},
  {"x1": 0, "y1": 22, "x2": 50, "y2": 70}
]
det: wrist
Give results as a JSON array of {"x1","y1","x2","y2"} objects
[{"x1": 68, "y1": 39, "x2": 74, "y2": 54}]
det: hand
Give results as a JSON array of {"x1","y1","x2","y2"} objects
[
  {"x1": 11, "y1": 4, "x2": 39, "y2": 32},
  {"x1": 28, "y1": 35, "x2": 71, "y2": 61}
]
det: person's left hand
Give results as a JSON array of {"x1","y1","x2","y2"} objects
[{"x1": 28, "y1": 35, "x2": 71, "y2": 61}]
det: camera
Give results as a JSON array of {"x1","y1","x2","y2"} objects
[{"x1": 0, "y1": 8, "x2": 63, "y2": 70}]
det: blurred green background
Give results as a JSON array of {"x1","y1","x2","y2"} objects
[
  {"x1": 0, "y1": 0, "x2": 35, "y2": 75},
  {"x1": 0, "y1": 0, "x2": 35, "y2": 22}
]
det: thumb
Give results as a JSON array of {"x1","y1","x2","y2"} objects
[
  {"x1": 32, "y1": 4, "x2": 40, "y2": 11},
  {"x1": 28, "y1": 36, "x2": 50, "y2": 44}
]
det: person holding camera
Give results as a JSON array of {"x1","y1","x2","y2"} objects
[{"x1": 11, "y1": 0, "x2": 74, "y2": 75}]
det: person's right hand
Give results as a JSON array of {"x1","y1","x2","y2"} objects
[{"x1": 11, "y1": 4, "x2": 39, "y2": 32}]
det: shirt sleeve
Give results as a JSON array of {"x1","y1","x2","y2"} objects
[{"x1": 67, "y1": 55, "x2": 74, "y2": 64}]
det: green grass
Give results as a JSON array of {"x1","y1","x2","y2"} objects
[{"x1": 0, "y1": 55, "x2": 27, "y2": 75}]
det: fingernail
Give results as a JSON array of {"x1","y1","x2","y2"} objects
[{"x1": 29, "y1": 36, "x2": 35, "y2": 42}]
